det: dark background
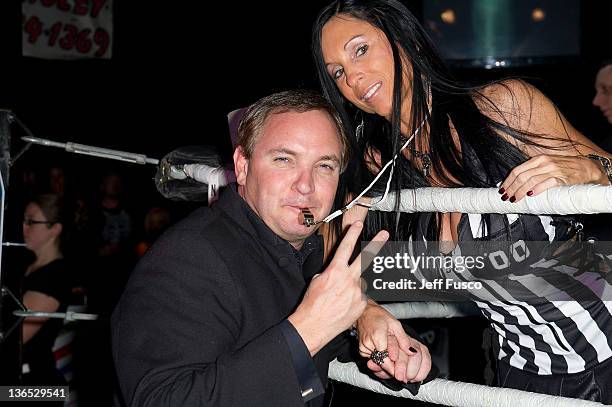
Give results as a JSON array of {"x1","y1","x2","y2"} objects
[
  {"x1": 1, "y1": 1, "x2": 611, "y2": 406},
  {"x1": 3, "y1": 1, "x2": 610, "y2": 162},
  {"x1": 3, "y1": 0, "x2": 609, "y2": 248}
]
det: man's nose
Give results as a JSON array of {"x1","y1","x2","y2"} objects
[
  {"x1": 593, "y1": 92, "x2": 602, "y2": 107},
  {"x1": 293, "y1": 169, "x2": 315, "y2": 195}
]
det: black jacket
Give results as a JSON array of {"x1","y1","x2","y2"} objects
[{"x1": 112, "y1": 185, "x2": 348, "y2": 406}]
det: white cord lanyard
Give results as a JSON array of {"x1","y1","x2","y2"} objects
[{"x1": 319, "y1": 118, "x2": 427, "y2": 224}]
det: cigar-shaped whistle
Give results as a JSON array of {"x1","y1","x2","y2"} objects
[{"x1": 299, "y1": 208, "x2": 315, "y2": 227}]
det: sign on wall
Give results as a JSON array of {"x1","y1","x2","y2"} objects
[{"x1": 22, "y1": 0, "x2": 113, "y2": 60}]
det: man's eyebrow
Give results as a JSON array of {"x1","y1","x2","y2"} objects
[
  {"x1": 267, "y1": 149, "x2": 340, "y2": 164},
  {"x1": 268, "y1": 148, "x2": 297, "y2": 155},
  {"x1": 319, "y1": 155, "x2": 341, "y2": 164}
]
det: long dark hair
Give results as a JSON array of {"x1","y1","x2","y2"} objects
[{"x1": 312, "y1": 0, "x2": 571, "y2": 241}]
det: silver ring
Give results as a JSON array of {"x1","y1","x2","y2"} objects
[{"x1": 370, "y1": 349, "x2": 389, "y2": 366}]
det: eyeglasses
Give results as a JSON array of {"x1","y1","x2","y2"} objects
[{"x1": 23, "y1": 218, "x2": 54, "y2": 226}]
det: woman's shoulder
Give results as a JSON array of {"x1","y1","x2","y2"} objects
[
  {"x1": 476, "y1": 79, "x2": 572, "y2": 142},
  {"x1": 480, "y1": 79, "x2": 534, "y2": 103},
  {"x1": 476, "y1": 79, "x2": 540, "y2": 129},
  {"x1": 24, "y1": 259, "x2": 71, "y2": 299}
]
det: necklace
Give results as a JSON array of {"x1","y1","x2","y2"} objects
[
  {"x1": 409, "y1": 147, "x2": 432, "y2": 178},
  {"x1": 400, "y1": 135, "x2": 432, "y2": 178}
]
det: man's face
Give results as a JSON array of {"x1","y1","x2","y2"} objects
[
  {"x1": 234, "y1": 109, "x2": 342, "y2": 249},
  {"x1": 593, "y1": 65, "x2": 612, "y2": 124}
]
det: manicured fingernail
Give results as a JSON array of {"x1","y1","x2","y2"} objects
[
  {"x1": 498, "y1": 188, "x2": 505, "y2": 194},
  {"x1": 501, "y1": 194, "x2": 508, "y2": 201},
  {"x1": 409, "y1": 347, "x2": 417, "y2": 353},
  {"x1": 527, "y1": 190, "x2": 534, "y2": 197},
  {"x1": 509, "y1": 196, "x2": 516, "y2": 203}
]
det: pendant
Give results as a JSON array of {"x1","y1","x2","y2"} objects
[{"x1": 422, "y1": 153, "x2": 431, "y2": 178}]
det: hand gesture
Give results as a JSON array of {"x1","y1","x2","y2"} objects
[{"x1": 289, "y1": 221, "x2": 388, "y2": 355}]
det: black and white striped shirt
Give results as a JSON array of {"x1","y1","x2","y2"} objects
[{"x1": 455, "y1": 212, "x2": 612, "y2": 375}]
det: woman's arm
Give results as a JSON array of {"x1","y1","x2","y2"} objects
[
  {"x1": 22, "y1": 290, "x2": 60, "y2": 344},
  {"x1": 478, "y1": 79, "x2": 611, "y2": 202}
]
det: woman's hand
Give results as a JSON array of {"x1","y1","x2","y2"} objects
[
  {"x1": 356, "y1": 300, "x2": 431, "y2": 382},
  {"x1": 365, "y1": 335, "x2": 431, "y2": 383},
  {"x1": 499, "y1": 154, "x2": 611, "y2": 203}
]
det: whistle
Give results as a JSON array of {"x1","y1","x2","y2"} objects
[{"x1": 298, "y1": 208, "x2": 316, "y2": 227}]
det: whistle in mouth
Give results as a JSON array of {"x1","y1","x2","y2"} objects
[{"x1": 298, "y1": 208, "x2": 316, "y2": 227}]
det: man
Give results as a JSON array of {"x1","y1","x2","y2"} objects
[
  {"x1": 112, "y1": 90, "x2": 429, "y2": 407},
  {"x1": 593, "y1": 59, "x2": 612, "y2": 127},
  {"x1": 584, "y1": 60, "x2": 612, "y2": 242},
  {"x1": 593, "y1": 59, "x2": 612, "y2": 152}
]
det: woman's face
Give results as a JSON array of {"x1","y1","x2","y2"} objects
[
  {"x1": 23, "y1": 203, "x2": 56, "y2": 252},
  {"x1": 321, "y1": 15, "x2": 410, "y2": 119}
]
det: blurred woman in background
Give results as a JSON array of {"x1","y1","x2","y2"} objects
[{"x1": 21, "y1": 193, "x2": 72, "y2": 386}]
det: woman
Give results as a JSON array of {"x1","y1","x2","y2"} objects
[
  {"x1": 21, "y1": 194, "x2": 72, "y2": 387},
  {"x1": 312, "y1": 0, "x2": 612, "y2": 402}
]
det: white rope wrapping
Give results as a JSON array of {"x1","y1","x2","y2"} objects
[
  {"x1": 182, "y1": 164, "x2": 236, "y2": 204},
  {"x1": 370, "y1": 185, "x2": 612, "y2": 214},
  {"x1": 381, "y1": 302, "x2": 478, "y2": 319},
  {"x1": 182, "y1": 164, "x2": 236, "y2": 186},
  {"x1": 328, "y1": 360, "x2": 608, "y2": 407}
]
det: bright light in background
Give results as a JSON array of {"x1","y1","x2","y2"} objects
[
  {"x1": 532, "y1": 8, "x2": 545, "y2": 22},
  {"x1": 441, "y1": 9, "x2": 456, "y2": 24}
]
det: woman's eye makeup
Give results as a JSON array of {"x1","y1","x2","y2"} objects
[
  {"x1": 329, "y1": 43, "x2": 369, "y2": 80},
  {"x1": 356, "y1": 43, "x2": 368, "y2": 56},
  {"x1": 332, "y1": 68, "x2": 344, "y2": 80}
]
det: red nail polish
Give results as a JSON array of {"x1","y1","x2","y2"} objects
[
  {"x1": 501, "y1": 194, "x2": 508, "y2": 201},
  {"x1": 498, "y1": 188, "x2": 505, "y2": 194},
  {"x1": 527, "y1": 190, "x2": 534, "y2": 197},
  {"x1": 509, "y1": 196, "x2": 516, "y2": 203}
]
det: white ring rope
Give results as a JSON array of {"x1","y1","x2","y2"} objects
[
  {"x1": 370, "y1": 185, "x2": 612, "y2": 214},
  {"x1": 169, "y1": 163, "x2": 612, "y2": 216},
  {"x1": 381, "y1": 302, "x2": 479, "y2": 319},
  {"x1": 182, "y1": 164, "x2": 236, "y2": 187},
  {"x1": 175, "y1": 164, "x2": 236, "y2": 204},
  {"x1": 328, "y1": 360, "x2": 608, "y2": 407}
]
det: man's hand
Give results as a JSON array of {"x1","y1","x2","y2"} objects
[
  {"x1": 357, "y1": 301, "x2": 431, "y2": 383},
  {"x1": 288, "y1": 221, "x2": 388, "y2": 355}
]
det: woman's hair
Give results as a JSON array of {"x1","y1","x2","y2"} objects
[
  {"x1": 312, "y1": 0, "x2": 570, "y2": 240},
  {"x1": 29, "y1": 193, "x2": 68, "y2": 250},
  {"x1": 31, "y1": 193, "x2": 65, "y2": 225}
]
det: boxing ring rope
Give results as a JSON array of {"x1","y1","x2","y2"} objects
[
  {"x1": 369, "y1": 185, "x2": 612, "y2": 214},
  {"x1": 162, "y1": 163, "x2": 612, "y2": 215},
  {"x1": 328, "y1": 360, "x2": 607, "y2": 407},
  {"x1": 381, "y1": 301, "x2": 479, "y2": 320}
]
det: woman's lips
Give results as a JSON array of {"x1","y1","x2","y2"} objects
[{"x1": 361, "y1": 81, "x2": 382, "y2": 102}]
